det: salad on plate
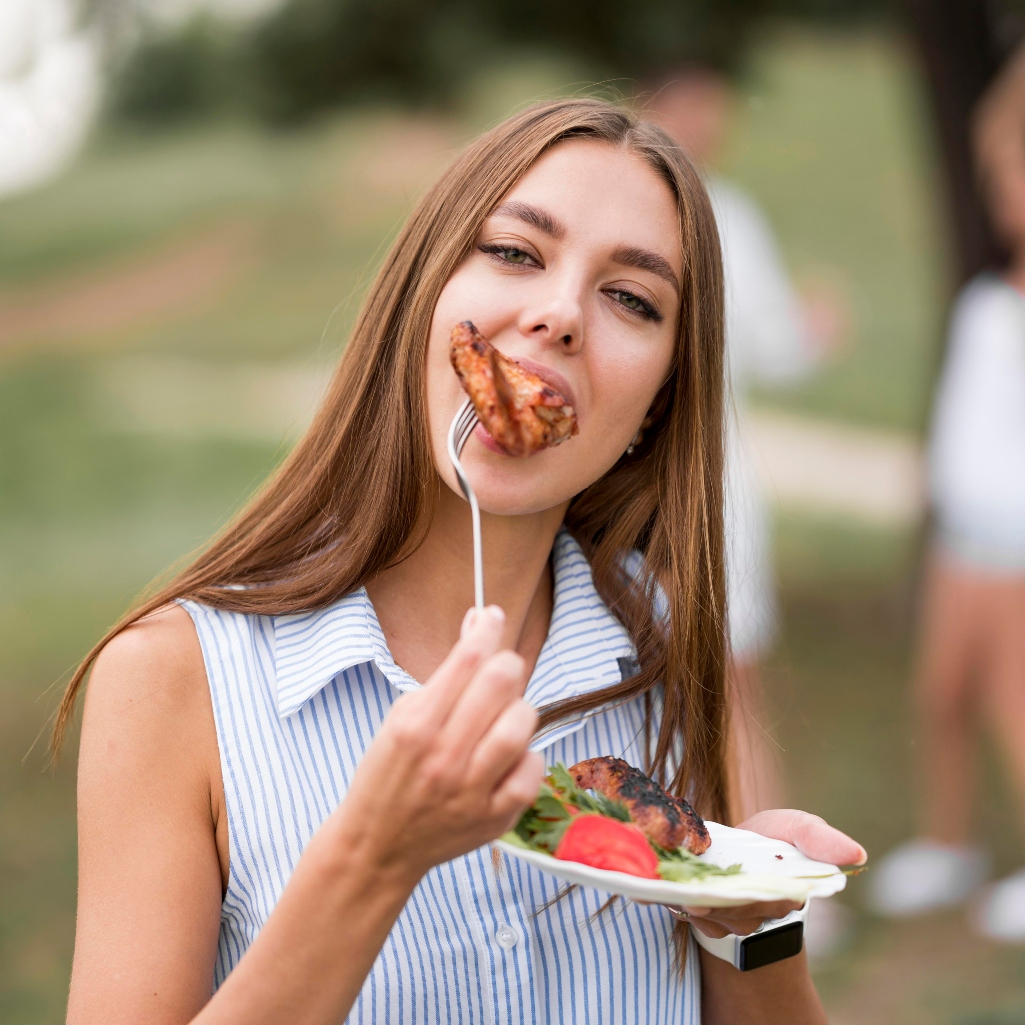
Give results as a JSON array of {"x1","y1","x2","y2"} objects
[{"x1": 496, "y1": 759, "x2": 849, "y2": 907}]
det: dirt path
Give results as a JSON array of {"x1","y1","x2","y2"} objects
[{"x1": 0, "y1": 221, "x2": 257, "y2": 358}]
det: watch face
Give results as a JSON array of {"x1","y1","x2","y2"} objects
[{"x1": 739, "y1": 921, "x2": 804, "y2": 972}]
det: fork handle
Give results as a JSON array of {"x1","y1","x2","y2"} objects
[{"x1": 447, "y1": 398, "x2": 485, "y2": 611}]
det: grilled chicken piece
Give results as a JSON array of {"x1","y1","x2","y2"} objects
[
  {"x1": 449, "y1": 321, "x2": 578, "y2": 457},
  {"x1": 569, "y1": 756, "x2": 711, "y2": 855}
]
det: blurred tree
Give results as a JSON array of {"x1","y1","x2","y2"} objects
[
  {"x1": 247, "y1": 0, "x2": 892, "y2": 122},
  {"x1": 903, "y1": 0, "x2": 1006, "y2": 285},
  {"x1": 105, "y1": 0, "x2": 894, "y2": 127},
  {"x1": 107, "y1": 15, "x2": 249, "y2": 125},
  {"x1": 103, "y1": 0, "x2": 1022, "y2": 297}
]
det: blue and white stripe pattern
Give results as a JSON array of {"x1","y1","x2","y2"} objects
[{"x1": 181, "y1": 529, "x2": 700, "y2": 1024}]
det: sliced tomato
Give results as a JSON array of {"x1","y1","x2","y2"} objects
[{"x1": 553, "y1": 814, "x2": 659, "y2": 878}]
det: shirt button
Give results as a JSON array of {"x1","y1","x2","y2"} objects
[{"x1": 495, "y1": 924, "x2": 519, "y2": 949}]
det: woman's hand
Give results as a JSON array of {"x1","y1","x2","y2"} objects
[
  {"x1": 326, "y1": 604, "x2": 545, "y2": 888},
  {"x1": 676, "y1": 809, "x2": 867, "y2": 939}
]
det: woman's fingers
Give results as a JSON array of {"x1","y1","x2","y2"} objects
[
  {"x1": 439, "y1": 649, "x2": 529, "y2": 761},
  {"x1": 417, "y1": 606, "x2": 507, "y2": 727},
  {"x1": 682, "y1": 898, "x2": 803, "y2": 938},
  {"x1": 489, "y1": 750, "x2": 545, "y2": 826},
  {"x1": 468, "y1": 698, "x2": 538, "y2": 787},
  {"x1": 687, "y1": 917, "x2": 774, "y2": 939},
  {"x1": 687, "y1": 918, "x2": 732, "y2": 939},
  {"x1": 738, "y1": 809, "x2": 868, "y2": 866},
  {"x1": 684, "y1": 900, "x2": 800, "y2": 925}
]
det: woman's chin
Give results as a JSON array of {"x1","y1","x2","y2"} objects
[
  {"x1": 436, "y1": 436, "x2": 618, "y2": 517},
  {"x1": 456, "y1": 454, "x2": 586, "y2": 517},
  {"x1": 476, "y1": 498, "x2": 564, "y2": 518}
]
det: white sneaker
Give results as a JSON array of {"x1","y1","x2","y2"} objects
[
  {"x1": 803, "y1": 896, "x2": 854, "y2": 962},
  {"x1": 867, "y1": 838, "x2": 988, "y2": 917},
  {"x1": 973, "y1": 868, "x2": 1025, "y2": 942}
]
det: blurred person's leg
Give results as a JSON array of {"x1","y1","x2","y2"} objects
[
  {"x1": 915, "y1": 555, "x2": 985, "y2": 846},
  {"x1": 728, "y1": 655, "x2": 855, "y2": 961},
  {"x1": 727, "y1": 656, "x2": 785, "y2": 823},
  {"x1": 978, "y1": 572, "x2": 1025, "y2": 821},
  {"x1": 724, "y1": 423, "x2": 782, "y2": 823},
  {"x1": 972, "y1": 570, "x2": 1025, "y2": 941},
  {"x1": 869, "y1": 552, "x2": 990, "y2": 916}
]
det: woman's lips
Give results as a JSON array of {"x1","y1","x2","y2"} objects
[
  {"x1": 473, "y1": 422, "x2": 553, "y2": 457},
  {"x1": 512, "y1": 356, "x2": 577, "y2": 410},
  {"x1": 474, "y1": 422, "x2": 517, "y2": 456}
]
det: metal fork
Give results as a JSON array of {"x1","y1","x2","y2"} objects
[{"x1": 447, "y1": 396, "x2": 484, "y2": 610}]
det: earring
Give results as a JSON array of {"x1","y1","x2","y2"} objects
[{"x1": 626, "y1": 429, "x2": 644, "y2": 456}]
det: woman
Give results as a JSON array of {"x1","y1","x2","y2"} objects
[
  {"x1": 870, "y1": 52, "x2": 1025, "y2": 938},
  {"x1": 59, "y1": 99, "x2": 864, "y2": 1024}
]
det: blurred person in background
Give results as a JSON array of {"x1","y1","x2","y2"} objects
[
  {"x1": 646, "y1": 68, "x2": 848, "y2": 824},
  {"x1": 870, "y1": 43, "x2": 1025, "y2": 942}
]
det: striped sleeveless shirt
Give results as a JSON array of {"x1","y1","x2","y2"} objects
[{"x1": 182, "y1": 529, "x2": 701, "y2": 1024}]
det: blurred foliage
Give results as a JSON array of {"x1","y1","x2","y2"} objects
[
  {"x1": 108, "y1": 0, "x2": 893, "y2": 127},
  {"x1": 107, "y1": 16, "x2": 252, "y2": 126},
  {"x1": 247, "y1": 0, "x2": 766, "y2": 121}
]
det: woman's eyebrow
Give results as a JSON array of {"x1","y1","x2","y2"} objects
[
  {"x1": 611, "y1": 245, "x2": 680, "y2": 291},
  {"x1": 491, "y1": 201, "x2": 566, "y2": 239}
]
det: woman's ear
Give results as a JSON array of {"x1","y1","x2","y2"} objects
[{"x1": 627, "y1": 402, "x2": 665, "y2": 456}]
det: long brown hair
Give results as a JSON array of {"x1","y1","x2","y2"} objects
[{"x1": 54, "y1": 98, "x2": 727, "y2": 826}]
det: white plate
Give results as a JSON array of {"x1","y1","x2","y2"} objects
[{"x1": 495, "y1": 821, "x2": 847, "y2": 908}]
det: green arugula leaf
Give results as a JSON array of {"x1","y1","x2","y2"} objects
[
  {"x1": 534, "y1": 792, "x2": 570, "y2": 821},
  {"x1": 656, "y1": 847, "x2": 742, "y2": 882},
  {"x1": 550, "y1": 764, "x2": 577, "y2": 793},
  {"x1": 577, "y1": 790, "x2": 631, "y2": 822}
]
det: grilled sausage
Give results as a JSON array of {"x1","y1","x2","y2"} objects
[{"x1": 569, "y1": 756, "x2": 711, "y2": 855}]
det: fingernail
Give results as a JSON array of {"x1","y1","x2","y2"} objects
[
  {"x1": 460, "y1": 608, "x2": 477, "y2": 638},
  {"x1": 484, "y1": 605, "x2": 505, "y2": 624},
  {"x1": 854, "y1": 845, "x2": 868, "y2": 866}
]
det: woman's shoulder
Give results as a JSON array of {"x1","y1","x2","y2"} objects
[
  {"x1": 91, "y1": 604, "x2": 205, "y2": 697},
  {"x1": 82, "y1": 605, "x2": 216, "y2": 786}
]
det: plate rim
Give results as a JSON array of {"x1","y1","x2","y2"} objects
[{"x1": 492, "y1": 827, "x2": 846, "y2": 908}]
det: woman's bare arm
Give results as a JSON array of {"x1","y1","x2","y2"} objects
[
  {"x1": 700, "y1": 949, "x2": 826, "y2": 1025},
  {"x1": 68, "y1": 604, "x2": 541, "y2": 1025},
  {"x1": 68, "y1": 606, "x2": 227, "y2": 1023}
]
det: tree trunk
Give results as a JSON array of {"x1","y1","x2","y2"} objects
[{"x1": 902, "y1": 0, "x2": 1004, "y2": 286}]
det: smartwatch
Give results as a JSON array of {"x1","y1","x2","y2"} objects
[{"x1": 688, "y1": 902, "x2": 808, "y2": 972}]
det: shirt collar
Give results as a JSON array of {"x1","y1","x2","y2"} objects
[{"x1": 272, "y1": 529, "x2": 637, "y2": 731}]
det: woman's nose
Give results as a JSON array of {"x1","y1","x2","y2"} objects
[{"x1": 517, "y1": 292, "x2": 584, "y2": 354}]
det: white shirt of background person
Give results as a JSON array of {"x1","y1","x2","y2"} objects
[
  {"x1": 709, "y1": 175, "x2": 821, "y2": 659},
  {"x1": 929, "y1": 274, "x2": 1025, "y2": 568}
]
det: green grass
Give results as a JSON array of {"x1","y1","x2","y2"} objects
[
  {"x1": 0, "y1": 25, "x2": 1020, "y2": 1024},
  {"x1": 722, "y1": 27, "x2": 948, "y2": 432}
]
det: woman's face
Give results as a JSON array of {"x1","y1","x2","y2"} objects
[{"x1": 426, "y1": 138, "x2": 682, "y2": 516}]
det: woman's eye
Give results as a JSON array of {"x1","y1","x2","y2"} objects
[
  {"x1": 607, "y1": 289, "x2": 661, "y2": 322},
  {"x1": 479, "y1": 243, "x2": 537, "y2": 267}
]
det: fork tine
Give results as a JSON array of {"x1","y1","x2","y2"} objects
[
  {"x1": 455, "y1": 404, "x2": 478, "y2": 451},
  {"x1": 447, "y1": 397, "x2": 484, "y2": 610}
]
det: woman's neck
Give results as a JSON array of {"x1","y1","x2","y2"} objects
[{"x1": 365, "y1": 488, "x2": 569, "y2": 685}]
